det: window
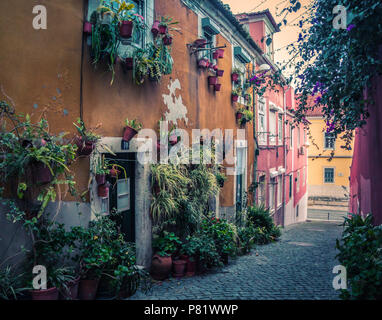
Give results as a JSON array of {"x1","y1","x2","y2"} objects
[
  {"x1": 258, "y1": 97, "x2": 266, "y2": 144},
  {"x1": 289, "y1": 174, "x2": 292, "y2": 198},
  {"x1": 203, "y1": 30, "x2": 214, "y2": 62},
  {"x1": 324, "y1": 133, "x2": 335, "y2": 149},
  {"x1": 269, "y1": 177, "x2": 276, "y2": 212},
  {"x1": 303, "y1": 167, "x2": 306, "y2": 186},
  {"x1": 257, "y1": 175, "x2": 266, "y2": 204},
  {"x1": 289, "y1": 125, "x2": 293, "y2": 150},
  {"x1": 324, "y1": 168, "x2": 334, "y2": 183},
  {"x1": 296, "y1": 170, "x2": 300, "y2": 193},
  {"x1": 278, "y1": 114, "x2": 283, "y2": 145},
  {"x1": 265, "y1": 25, "x2": 273, "y2": 60},
  {"x1": 277, "y1": 175, "x2": 282, "y2": 207},
  {"x1": 269, "y1": 110, "x2": 276, "y2": 145}
]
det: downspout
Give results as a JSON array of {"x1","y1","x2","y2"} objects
[
  {"x1": 80, "y1": 0, "x2": 89, "y2": 120},
  {"x1": 252, "y1": 59, "x2": 259, "y2": 204},
  {"x1": 282, "y1": 86, "x2": 287, "y2": 227}
]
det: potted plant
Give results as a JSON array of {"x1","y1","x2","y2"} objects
[
  {"x1": 158, "y1": 16, "x2": 179, "y2": 35},
  {"x1": 172, "y1": 258, "x2": 187, "y2": 278},
  {"x1": 0, "y1": 266, "x2": 28, "y2": 300},
  {"x1": 84, "y1": 21, "x2": 93, "y2": 34},
  {"x1": 214, "y1": 83, "x2": 222, "y2": 91},
  {"x1": 163, "y1": 35, "x2": 173, "y2": 46},
  {"x1": 73, "y1": 118, "x2": 100, "y2": 156},
  {"x1": 194, "y1": 38, "x2": 207, "y2": 48},
  {"x1": 151, "y1": 20, "x2": 161, "y2": 36},
  {"x1": 232, "y1": 87, "x2": 242, "y2": 102},
  {"x1": 198, "y1": 57, "x2": 209, "y2": 69},
  {"x1": 215, "y1": 168, "x2": 227, "y2": 188},
  {"x1": 217, "y1": 69, "x2": 224, "y2": 77},
  {"x1": 32, "y1": 161, "x2": 53, "y2": 185},
  {"x1": 213, "y1": 51, "x2": 219, "y2": 60},
  {"x1": 94, "y1": 158, "x2": 110, "y2": 185},
  {"x1": 123, "y1": 118, "x2": 143, "y2": 142},
  {"x1": 239, "y1": 109, "x2": 254, "y2": 126},
  {"x1": 98, "y1": 181, "x2": 110, "y2": 198},
  {"x1": 208, "y1": 76, "x2": 218, "y2": 85},
  {"x1": 231, "y1": 67, "x2": 243, "y2": 83},
  {"x1": 151, "y1": 232, "x2": 181, "y2": 280},
  {"x1": 216, "y1": 48, "x2": 224, "y2": 59}
]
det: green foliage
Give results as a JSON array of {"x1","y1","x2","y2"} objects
[
  {"x1": 237, "y1": 225, "x2": 256, "y2": 254},
  {"x1": 73, "y1": 118, "x2": 100, "y2": 143},
  {"x1": 152, "y1": 231, "x2": 181, "y2": 257},
  {"x1": 0, "y1": 266, "x2": 28, "y2": 300},
  {"x1": 336, "y1": 214, "x2": 382, "y2": 300},
  {"x1": 125, "y1": 118, "x2": 143, "y2": 131}
]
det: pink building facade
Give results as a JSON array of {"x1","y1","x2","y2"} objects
[{"x1": 237, "y1": 11, "x2": 308, "y2": 226}]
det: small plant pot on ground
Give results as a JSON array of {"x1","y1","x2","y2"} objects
[
  {"x1": 214, "y1": 84, "x2": 222, "y2": 91},
  {"x1": 32, "y1": 161, "x2": 53, "y2": 185},
  {"x1": 83, "y1": 21, "x2": 92, "y2": 34},
  {"x1": 119, "y1": 21, "x2": 133, "y2": 38},
  {"x1": 95, "y1": 174, "x2": 106, "y2": 185},
  {"x1": 172, "y1": 260, "x2": 187, "y2": 278},
  {"x1": 98, "y1": 183, "x2": 109, "y2": 198},
  {"x1": 30, "y1": 287, "x2": 59, "y2": 300},
  {"x1": 123, "y1": 126, "x2": 138, "y2": 143},
  {"x1": 60, "y1": 276, "x2": 80, "y2": 300},
  {"x1": 78, "y1": 279, "x2": 100, "y2": 300},
  {"x1": 150, "y1": 254, "x2": 172, "y2": 281},
  {"x1": 232, "y1": 94, "x2": 239, "y2": 103},
  {"x1": 208, "y1": 76, "x2": 218, "y2": 85},
  {"x1": 151, "y1": 20, "x2": 160, "y2": 36}
]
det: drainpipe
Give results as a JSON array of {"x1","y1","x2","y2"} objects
[
  {"x1": 252, "y1": 59, "x2": 259, "y2": 204},
  {"x1": 282, "y1": 86, "x2": 287, "y2": 227},
  {"x1": 80, "y1": 0, "x2": 89, "y2": 120}
]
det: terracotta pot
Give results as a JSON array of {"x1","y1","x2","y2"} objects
[
  {"x1": 83, "y1": 21, "x2": 92, "y2": 34},
  {"x1": 217, "y1": 69, "x2": 224, "y2": 77},
  {"x1": 208, "y1": 76, "x2": 218, "y2": 85},
  {"x1": 236, "y1": 112, "x2": 243, "y2": 120},
  {"x1": 125, "y1": 57, "x2": 133, "y2": 70},
  {"x1": 150, "y1": 254, "x2": 172, "y2": 280},
  {"x1": 151, "y1": 20, "x2": 160, "y2": 36},
  {"x1": 33, "y1": 162, "x2": 53, "y2": 185},
  {"x1": 119, "y1": 20, "x2": 133, "y2": 38},
  {"x1": 31, "y1": 287, "x2": 59, "y2": 300},
  {"x1": 172, "y1": 260, "x2": 187, "y2": 278},
  {"x1": 194, "y1": 38, "x2": 207, "y2": 48},
  {"x1": 232, "y1": 94, "x2": 239, "y2": 103},
  {"x1": 97, "y1": 184, "x2": 109, "y2": 198},
  {"x1": 159, "y1": 24, "x2": 167, "y2": 34},
  {"x1": 75, "y1": 136, "x2": 95, "y2": 156},
  {"x1": 123, "y1": 126, "x2": 138, "y2": 142},
  {"x1": 214, "y1": 83, "x2": 222, "y2": 91},
  {"x1": 213, "y1": 51, "x2": 219, "y2": 60},
  {"x1": 95, "y1": 174, "x2": 106, "y2": 185},
  {"x1": 232, "y1": 73, "x2": 239, "y2": 82},
  {"x1": 60, "y1": 277, "x2": 80, "y2": 300},
  {"x1": 78, "y1": 279, "x2": 99, "y2": 300},
  {"x1": 186, "y1": 258, "x2": 196, "y2": 277},
  {"x1": 163, "y1": 36, "x2": 173, "y2": 46},
  {"x1": 217, "y1": 49, "x2": 224, "y2": 58}
]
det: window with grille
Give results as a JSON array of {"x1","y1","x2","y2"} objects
[
  {"x1": 324, "y1": 168, "x2": 334, "y2": 183},
  {"x1": 258, "y1": 97, "x2": 267, "y2": 144},
  {"x1": 324, "y1": 133, "x2": 335, "y2": 149}
]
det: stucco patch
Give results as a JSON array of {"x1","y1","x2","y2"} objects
[{"x1": 162, "y1": 79, "x2": 188, "y2": 125}]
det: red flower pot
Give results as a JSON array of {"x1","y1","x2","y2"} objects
[
  {"x1": 83, "y1": 21, "x2": 92, "y2": 34},
  {"x1": 97, "y1": 184, "x2": 109, "y2": 198},
  {"x1": 232, "y1": 94, "x2": 239, "y2": 103},
  {"x1": 75, "y1": 136, "x2": 95, "y2": 156},
  {"x1": 163, "y1": 36, "x2": 173, "y2": 46},
  {"x1": 60, "y1": 277, "x2": 80, "y2": 300},
  {"x1": 151, "y1": 20, "x2": 160, "y2": 36},
  {"x1": 151, "y1": 254, "x2": 172, "y2": 280},
  {"x1": 109, "y1": 167, "x2": 120, "y2": 178},
  {"x1": 232, "y1": 73, "x2": 239, "y2": 82},
  {"x1": 236, "y1": 112, "x2": 243, "y2": 120},
  {"x1": 214, "y1": 83, "x2": 222, "y2": 91},
  {"x1": 125, "y1": 57, "x2": 133, "y2": 70},
  {"x1": 217, "y1": 69, "x2": 224, "y2": 77},
  {"x1": 208, "y1": 76, "x2": 218, "y2": 85},
  {"x1": 119, "y1": 20, "x2": 133, "y2": 38},
  {"x1": 78, "y1": 279, "x2": 99, "y2": 300},
  {"x1": 33, "y1": 162, "x2": 53, "y2": 185},
  {"x1": 95, "y1": 174, "x2": 106, "y2": 185},
  {"x1": 31, "y1": 287, "x2": 59, "y2": 300},
  {"x1": 123, "y1": 126, "x2": 138, "y2": 143},
  {"x1": 172, "y1": 260, "x2": 187, "y2": 278},
  {"x1": 217, "y1": 49, "x2": 224, "y2": 58},
  {"x1": 198, "y1": 59, "x2": 209, "y2": 69},
  {"x1": 186, "y1": 258, "x2": 196, "y2": 277},
  {"x1": 194, "y1": 38, "x2": 207, "y2": 48},
  {"x1": 159, "y1": 24, "x2": 168, "y2": 34},
  {"x1": 213, "y1": 51, "x2": 219, "y2": 60}
]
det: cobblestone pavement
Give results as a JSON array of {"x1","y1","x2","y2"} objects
[{"x1": 130, "y1": 221, "x2": 343, "y2": 300}]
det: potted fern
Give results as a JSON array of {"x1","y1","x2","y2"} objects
[
  {"x1": 73, "y1": 118, "x2": 100, "y2": 156},
  {"x1": 123, "y1": 118, "x2": 142, "y2": 143}
]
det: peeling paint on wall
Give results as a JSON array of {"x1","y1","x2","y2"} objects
[{"x1": 162, "y1": 79, "x2": 189, "y2": 125}]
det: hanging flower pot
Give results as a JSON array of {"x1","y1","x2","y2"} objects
[
  {"x1": 208, "y1": 76, "x2": 218, "y2": 85},
  {"x1": 74, "y1": 136, "x2": 95, "y2": 156},
  {"x1": 119, "y1": 20, "x2": 133, "y2": 38},
  {"x1": 212, "y1": 51, "x2": 219, "y2": 60},
  {"x1": 97, "y1": 183, "x2": 109, "y2": 198},
  {"x1": 32, "y1": 161, "x2": 53, "y2": 185},
  {"x1": 172, "y1": 260, "x2": 187, "y2": 278},
  {"x1": 169, "y1": 135, "x2": 178, "y2": 146},
  {"x1": 232, "y1": 94, "x2": 239, "y2": 103},
  {"x1": 159, "y1": 24, "x2": 168, "y2": 34},
  {"x1": 217, "y1": 69, "x2": 224, "y2": 77},
  {"x1": 217, "y1": 49, "x2": 224, "y2": 58},
  {"x1": 236, "y1": 112, "x2": 243, "y2": 120},
  {"x1": 31, "y1": 287, "x2": 59, "y2": 300},
  {"x1": 151, "y1": 20, "x2": 160, "y2": 37},
  {"x1": 95, "y1": 174, "x2": 106, "y2": 185},
  {"x1": 211, "y1": 64, "x2": 218, "y2": 71},
  {"x1": 125, "y1": 57, "x2": 133, "y2": 70},
  {"x1": 151, "y1": 254, "x2": 172, "y2": 280},
  {"x1": 198, "y1": 58, "x2": 209, "y2": 69},
  {"x1": 194, "y1": 38, "x2": 207, "y2": 48},
  {"x1": 232, "y1": 73, "x2": 239, "y2": 82},
  {"x1": 163, "y1": 35, "x2": 173, "y2": 46},
  {"x1": 123, "y1": 126, "x2": 138, "y2": 143},
  {"x1": 83, "y1": 21, "x2": 92, "y2": 34},
  {"x1": 214, "y1": 83, "x2": 222, "y2": 91},
  {"x1": 109, "y1": 167, "x2": 120, "y2": 178},
  {"x1": 78, "y1": 279, "x2": 100, "y2": 301}
]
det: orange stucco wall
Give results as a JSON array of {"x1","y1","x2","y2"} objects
[{"x1": 0, "y1": 0, "x2": 255, "y2": 207}]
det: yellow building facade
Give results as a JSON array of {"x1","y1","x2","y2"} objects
[{"x1": 307, "y1": 115, "x2": 354, "y2": 201}]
